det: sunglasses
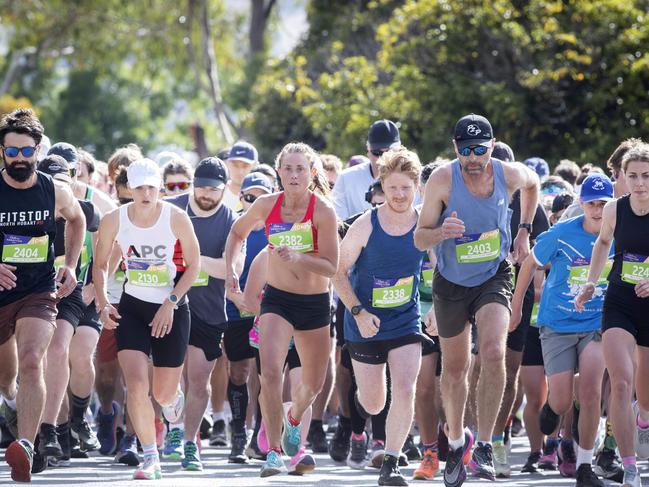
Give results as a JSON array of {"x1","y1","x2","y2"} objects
[
  {"x1": 241, "y1": 193, "x2": 257, "y2": 203},
  {"x1": 118, "y1": 197, "x2": 133, "y2": 205},
  {"x1": 165, "y1": 181, "x2": 191, "y2": 192},
  {"x1": 370, "y1": 149, "x2": 386, "y2": 157},
  {"x1": 459, "y1": 145, "x2": 489, "y2": 157},
  {"x1": 3, "y1": 146, "x2": 37, "y2": 158}
]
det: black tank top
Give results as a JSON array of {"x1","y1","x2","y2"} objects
[
  {"x1": 0, "y1": 170, "x2": 57, "y2": 306},
  {"x1": 610, "y1": 195, "x2": 649, "y2": 287}
]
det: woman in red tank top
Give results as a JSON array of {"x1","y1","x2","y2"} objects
[{"x1": 225, "y1": 143, "x2": 339, "y2": 476}]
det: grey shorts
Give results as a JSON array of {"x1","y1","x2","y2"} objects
[{"x1": 540, "y1": 327, "x2": 602, "y2": 376}]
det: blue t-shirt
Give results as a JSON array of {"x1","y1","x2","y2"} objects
[{"x1": 533, "y1": 215, "x2": 614, "y2": 333}]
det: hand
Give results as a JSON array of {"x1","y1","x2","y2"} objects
[
  {"x1": 227, "y1": 289, "x2": 249, "y2": 313},
  {"x1": 0, "y1": 264, "x2": 17, "y2": 291},
  {"x1": 635, "y1": 279, "x2": 649, "y2": 298},
  {"x1": 512, "y1": 230, "x2": 531, "y2": 264},
  {"x1": 424, "y1": 307, "x2": 438, "y2": 336},
  {"x1": 509, "y1": 300, "x2": 523, "y2": 331},
  {"x1": 98, "y1": 303, "x2": 121, "y2": 330},
  {"x1": 150, "y1": 301, "x2": 175, "y2": 338},
  {"x1": 82, "y1": 283, "x2": 95, "y2": 306},
  {"x1": 273, "y1": 245, "x2": 302, "y2": 264},
  {"x1": 574, "y1": 282, "x2": 595, "y2": 312},
  {"x1": 55, "y1": 265, "x2": 77, "y2": 298},
  {"x1": 355, "y1": 310, "x2": 381, "y2": 338},
  {"x1": 225, "y1": 270, "x2": 241, "y2": 295},
  {"x1": 441, "y1": 211, "x2": 465, "y2": 240}
]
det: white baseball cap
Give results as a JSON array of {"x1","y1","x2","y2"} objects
[{"x1": 127, "y1": 158, "x2": 162, "y2": 189}]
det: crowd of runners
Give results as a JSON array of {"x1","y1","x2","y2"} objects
[{"x1": 0, "y1": 107, "x2": 648, "y2": 487}]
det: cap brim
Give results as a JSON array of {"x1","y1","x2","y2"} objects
[
  {"x1": 368, "y1": 141, "x2": 401, "y2": 151},
  {"x1": 128, "y1": 176, "x2": 162, "y2": 189},
  {"x1": 226, "y1": 157, "x2": 256, "y2": 165},
  {"x1": 457, "y1": 139, "x2": 492, "y2": 151},
  {"x1": 580, "y1": 195, "x2": 615, "y2": 202},
  {"x1": 194, "y1": 177, "x2": 226, "y2": 189},
  {"x1": 241, "y1": 184, "x2": 272, "y2": 194}
]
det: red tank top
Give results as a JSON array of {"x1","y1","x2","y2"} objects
[{"x1": 265, "y1": 192, "x2": 318, "y2": 253}]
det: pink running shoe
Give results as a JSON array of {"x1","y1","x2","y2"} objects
[{"x1": 257, "y1": 419, "x2": 269, "y2": 454}]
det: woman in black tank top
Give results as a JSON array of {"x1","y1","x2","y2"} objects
[{"x1": 575, "y1": 143, "x2": 649, "y2": 485}]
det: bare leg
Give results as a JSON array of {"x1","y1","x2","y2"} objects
[
  {"x1": 290, "y1": 326, "x2": 331, "y2": 420},
  {"x1": 183, "y1": 345, "x2": 216, "y2": 440},
  {"x1": 41, "y1": 321, "x2": 74, "y2": 425},
  {"x1": 439, "y1": 325, "x2": 472, "y2": 441},
  {"x1": 416, "y1": 352, "x2": 440, "y2": 444},
  {"x1": 521, "y1": 365, "x2": 547, "y2": 453}
]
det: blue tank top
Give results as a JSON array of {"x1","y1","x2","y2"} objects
[
  {"x1": 344, "y1": 208, "x2": 425, "y2": 343},
  {"x1": 436, "y1": 159, "x2": 512, "y2": 287}
]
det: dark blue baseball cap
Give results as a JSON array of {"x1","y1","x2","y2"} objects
[
  {"x1": 523, "y1": 157, "x2": 550, "y2": 181},
  {"x1": 194, "y1": 157, "x2": 229, "y2": 189},
  {"x1": 367, "y1": 120, "x2": 401, "y2": 150},
  {"x1": 48, "y1": 142, "x2": 79, "y2": 170},
  {"x1": 241, "y1": 172, "x2": 273, "y2": 194},
  {"x1": 227, "y1": 141, "x2": 258, "y2": 165},
  {"x1": 580, "y1": 174, "x2": 614, "y2": 202}
]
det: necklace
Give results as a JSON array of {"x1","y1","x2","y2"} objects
[{"x1": 631, "y1": 201, "x2": 649, "y2": 215}]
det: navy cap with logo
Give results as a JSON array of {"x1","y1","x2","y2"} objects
[
  {"x1": 453, "y1": 114, "x2": 493, "y2": 151},
  {"x1": 241, "y1": 172, "x2": 273, "y2": 194},
  {"x1": 48, "y1": 142, "x2": 79, "y2": 170},
  {"x1": 194, "y1": 157, "x2": 229, "y2": 189},
  {"x1": 580, "y1": 174, "x2": 614, "y2": 202},
  {"x1": 367, "y1": 119, "x2": 401, "y2": 150},
  {"x1": 227, "y1": 141, "x2": 258, "y2": 165},
  {"x1": 37, "y1": 154, "x2": 72, "y2": 183}
]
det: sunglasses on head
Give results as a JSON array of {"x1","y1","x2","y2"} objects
[
  {"x1": 165, "y1": 181, "x2": 191, "y2": 192},
  {"x1": 3, "y1": 146, "x2": 37, "y2": 158},
  {"x1": 459, "y1": 145, "x2": 489, "y2": 157},
  {"x1": 241, "y1": 193, "x2": 257, "y2": 203}
]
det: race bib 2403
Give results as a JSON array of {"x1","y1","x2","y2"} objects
[
  {"x1": 2, "y1": 234, "x2": 49, "y2": 263},
  {"x1": 455, "y1": 230, "x2": 500, "y2": 263},
  {"x1": 372, "y1": 276, "x2": 414, "y2": 308},
  {"x1": 622, "y1": 252, "x2": 649, "y2": 285},
  {"x1": 268, "y1": 222, "x2": 314, "y2": 253}
]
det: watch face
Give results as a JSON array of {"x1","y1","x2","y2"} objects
[{"x1": 169, "y1": 294, "x2": 178, "y2": 303}]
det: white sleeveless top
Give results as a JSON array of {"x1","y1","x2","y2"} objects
[{"x1": 116, "y1": 202, "x2": 177, "y2": 304}]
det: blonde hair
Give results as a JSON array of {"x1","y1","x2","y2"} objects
[
  {"x1": 107, "y1": 143, "x2": 143, "y2": 182},
  {"x1": 377, "y1": 147, "x2": 422, "y2": 184},
  {"x1": 275, "y1": 142, "x2": 330, "y2": 197},
  {"x1": 320, "y1": 154, "x2": 343, "y2": 174},
  {"x1": 622, "y1": 142, "x2": 649, "y2": 172}
]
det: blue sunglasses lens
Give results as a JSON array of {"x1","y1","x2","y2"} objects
[
  {"x1": 4, "y1": 146, "x2": 36, "y2": 158},
  {"x1": 460, "y1": 145, "x2": 488, "y2": 157}
]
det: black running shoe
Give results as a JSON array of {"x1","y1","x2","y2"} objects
[
  {"x1": 576, "y1": 463, "x2": 604, "y2": 487},
  {"x1": 594, "y1": 448, "x2": 624, "y2": 483},
  {"x1": 328, "y1": 422, "x2": 351, "y2": 462},
  {"x1": 209, "y1": 419, "x2": 228, "y2": 447},
  {"x1": 228, "y1": 431, "x2": 248, "y2": 464},
  {"x1": 521, "y1": 450, "x2": 542, "y2": 473},
  {"x1": 378, "y1": 453, "x2": 407, "y2": 486},
  {"x1": 307, "y1": 423, "x2": 328, "y2": 454},
  {"x1": 469, "y1": 442, "x2": 496, "y2": 481},
  {"x1": 38, "y1": 424, "x2": 63, "y2": 458},
  {"x1": 443, "y1": 431, "x2": 472, "y2": 487},
  {"x1": 70, "y1": 418, "x2": 99, "y2": 451},
  {"x1": 402, "y1": 434, "x2": 421, "y2": 461},
  {"x1": 539, "y1": 402, "x2": 560, "y2": 436}
]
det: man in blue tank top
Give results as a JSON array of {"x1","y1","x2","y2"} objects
[
  {"x1": 0, "y1": 109, "x2": 86, "y2": 482},
  {"x1": 334, "y1": 148, "x2": 428, "y2": 486},
  {"x1": 415, "y1": 114, "x2": 539, "y2": 487}
]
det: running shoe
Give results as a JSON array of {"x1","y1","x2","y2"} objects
[
  {"x1": 538, "y1": 439, "x2": 559, "y2": 470},
  {"x1": 260, "y1": 449, "x2": 286, "y2": 477},
  {"x1": 378, "y1": 453, "x2": 407, "y2": 486},
  {"x1": 161, "y1": 389, "x2": 185, "y2": 424},
  {"x1": 133, "y1": 454, "x2": 162, "y2": 480},
  {"x1": 539, "y1": 402, "x2": 560, "y2": 435},
  {"x1": 38, "y1": 423, "x2": 63, "y2": 458},
  {"x1": 162, "y1": 427, "x2": 184, "y2": 460},
  {"x1": 209, "y1": 419, "x2": 228, "y2": 447},
  {"x1": 576, "y1": 463, "x2": 604, "y2": 487},
  {"x1": 70, "y1": 417, "x2": 100, "y2": 451},
  {"x1": 521, "y1": 450, "x2": 542, "y2": 473},
  {"x1": 0, "y1": 401, "x2": 17, "y2": 439},
  {"x1": 288, "y1": 447, "x2": 316, "y2": 475},
  {"x1": 370, "y1": 439, "x2": 386, "y2": 468},
  {"x1": 181, "y1": 441, "x2": 202, "y2": 471},
  {"x1": 493, "y1": 439, "x2": 510, "y2": 477},
  {"x1": 56, "y1": 422, "x2": 71, "y2": 464},
  {"x1": 413, "y1": 448, "x2": 439, "y2": 480},
  {"x1": 443, "y1": 430, "x2": 473, "y2": 487},
  {"x1": 307, "y1": 421, "x2": 328, "y2": 453},
  {"x1": 245, "y1": 433, "x2": 266, "y2": 460},
  {"x1": 0, "y1": 421, "x2": 15, "y2": 449},
  {"x1": 558, "y1": 439, "x2": 577, "y2": 478},
  {"x1": 511, "y1": 414, "x2": 524, "y2": 436},
  {"x1": 115, "y1": 434, "x2": 140, "y2": 466},
  {"x1": 469, "y1": 442, "x2": 496, "y2": 480},
  {"x1": 5, "y1": 439, "x2": 34, "y2": 482},
  {"x1": 281, "y1": 407, "x2": 301, "y2": 457},
  {"x1": 634, "y1": 401, "x2": 649, "y2": 460},
  {"x1": 328, "y1": 421, "x2": 351, "y2": 462},
  {"x1": 622, "y1": 464, "x2": 641, "y2": 487},
  {"x1": 594, "y1": 447, "x2": 623, "y2": 482},
  {"x1": 228, "y1": 431, "x2": 248, "y2": 464},
  {"x1": 96, "y1": 401, "x2": 119, "y2": 455},
  {"x1": 402, "y1": 433, "x2": 422, "y2": 461},
  {"x1": 199, "y1": 413, "x2": 213, "y2": 440},
  {"x1": 347, "y1": 433, "x2": 368, "y2": 469}
]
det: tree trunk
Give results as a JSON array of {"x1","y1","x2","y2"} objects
[{"x1": 249, "y1": 0, "x2": 276, "y2": 56}]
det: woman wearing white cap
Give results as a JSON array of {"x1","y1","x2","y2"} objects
[{"x1": 93, "y1": 158, "x2": 200, "y2": 480}]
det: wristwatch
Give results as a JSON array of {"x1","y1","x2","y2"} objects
[
  {"x1": 351, "y1": 305, "x2": 364, "y2": 316},
  {"x1": 168, "y1": 294, "x2": 179, "y2": 309},
  {"x1": 518, "y1": 223, "x2": 532, "y2": 233}
]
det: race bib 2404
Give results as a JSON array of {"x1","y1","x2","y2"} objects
[
  {"x1": 455, "y1": 230, "x2": 500, "y2": 264},
  {"x1": 2, "y1": 234, "x2": 49, "y2": 263}
]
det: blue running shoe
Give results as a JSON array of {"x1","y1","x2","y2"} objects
[
  {"x1": 260, "y1": 450, "x2": 286, "y2": 477},
  {"x1": 115, "y1": 434, "x2": 140, "y2": 466},
  {"x1": 282, "y1": 407, "x2": 301, "y2": 457},
  {"x1": 162, "y1": 428, "x2": 184, "y2": 461},
  {"x1": 97, "y1": 401, "x2": 119, "y2": 456}
]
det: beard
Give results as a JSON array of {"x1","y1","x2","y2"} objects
[
  {"x1": 4, "y1": 157, "x2": 36, "y2": 182},
  {"x1": 194, "y1": 194, "x2": 221, "y2": 211}
]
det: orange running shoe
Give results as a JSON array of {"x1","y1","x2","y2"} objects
[{"x1": 413, "y1": 448, "x2": 439, "y2": 480}]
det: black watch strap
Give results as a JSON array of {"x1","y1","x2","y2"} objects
[
  {"x1": 518, "y1": 223, "x2": 532, "y2": 232},
  {"x1": 351, "y1": 305, "x2": 363, "y2": 316}
]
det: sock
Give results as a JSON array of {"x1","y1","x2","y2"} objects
[
  {"x1": 637, "y1": 413, "x2": 649, "y2": 429},
  {"x1": 604, "y1": 418, "x2": 618, "y2": 450},
  {"x1": 71, "y1": 394, "x2": 90, "y2": 422},
  {"x1": 449, "y1": 435, "x2": 464, "y2": 450},
  {"x1": 622, "y1": 456, "x2": 636, "y2": 467},
  {"x1": 385, "y1": 449, "x2": 400, "y2": 459},
  {"x1": 170, "y1": 421, "x2": 184, "y2": 431},
  {"x1": 227, "y1": 381, "x2": 248, "y2": 433},
  {"x1": 287, "y1": 408, "x2": 300, "y2": 427},
  {"x1": 212, "y1": 410, "x2": 225, "y2": 424},
  {"x1": 492, "y1": 434, "x2": 504, "y2": 443},
  {"x1": 577, "y1": 447, "x2": 594, "y2": 466},
  {"x1": 142, "y1": 443, "x2": 158, "y2": 458},
  {"x1": 351, "y1": 432, "x2": 365, "y2": 441},
  {"x1": 423, "y1": 441, "x2": 438, "y2": 452},
  {"x1": 3, "y1": 397, "x2": 16, "y2": 410},
  {"x1": 19, "y1": 438, "x2": 34, "y2": 450},
  {"x1": 270, "y1": 446, "x2": 281, "y2": 455}
]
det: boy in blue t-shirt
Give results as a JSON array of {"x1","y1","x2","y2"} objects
[{"x1": 510, "y1": 174, "x2": 614, "y2": 485}]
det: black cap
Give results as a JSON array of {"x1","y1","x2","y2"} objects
[
  {"x1": 48, "y1": 142, "x2": 79, "y2": 169},
  {"x1": 194, "y1": 157, "x2": 229, "y2": 189},
  {"x1": 492, "y1": 141, "x2": 515, "y2": 162},
  {"x1": 453, "y1": 114, "x2": 493, "y2": 151},
  {"x1": 37, "y1": 154, "x2": 71, "y2": 183},
  {"x1": 367, "y1": 119, "x2": 401, "y2": 150}
]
